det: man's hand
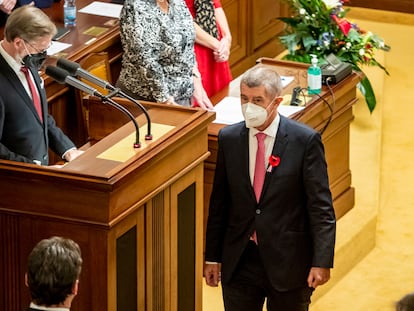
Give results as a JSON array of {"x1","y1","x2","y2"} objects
[
  {"x1": 64, "y1": 149, "x2": 84, "y2": 162},
  {"x1": 204, "y1": 263, "x2": 221, "y2": 287},
  {"x1": 307, "y1": 267, "x2": 331, "y2": 289}
]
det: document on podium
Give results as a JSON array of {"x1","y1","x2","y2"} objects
[
  {"x1": 47, "y1": 41, "x2": 72, "y2": 56},
  {"x1": 79, "y1": 1, "x2": 123, "y2": 18},
  {"x1": 213, "y1": 96, "x2": 305, "y2": 125}
]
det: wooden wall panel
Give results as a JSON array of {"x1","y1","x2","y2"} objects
[
  {"x1": 347, "y1": 0, "x2": 414, "y2": 14},
  {"x1": 223, "y1": 0, "x2": 248, "y2": 66},
  {"x1": 251, "y1": 0, "x2": 289, "y2": 51}
]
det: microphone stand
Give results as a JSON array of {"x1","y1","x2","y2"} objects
[
  {"x1": 56, "y1": 58, "x2": 153, "y2": 140},
  {"x1": 101, "y1": 91, "x2": 142, "y2": 148},
  {"x1": 118, "y1": 91, "x2": 152, "y2": 140},
  {"x1": 106, "y1": 88, "x2": 153, "y2": 140},
  {"x1": 45, "y1": 65, "x2": 142, "y2": 148}
]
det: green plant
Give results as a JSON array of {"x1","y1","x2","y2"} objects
[{"x1": 278, "y1": 0, "x2": 390, "y2": 112}]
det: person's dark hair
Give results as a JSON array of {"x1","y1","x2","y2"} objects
[
  {"x1": 27, "y1": 236, "x2": 82, "y2": 306},
  {"x1": 397, "y1": 292, "x2": 414, "y2": 311}
]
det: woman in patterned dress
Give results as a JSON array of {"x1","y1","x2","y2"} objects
[{"x1": 116, "y1": 0, "x2": 213, "y2": 110}]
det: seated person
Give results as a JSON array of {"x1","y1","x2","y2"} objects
[{"x1": 25, "y1": 236, "x2": 83, "y2": 310}]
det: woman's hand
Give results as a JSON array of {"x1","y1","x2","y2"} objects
[
  {"x1": 0, "y1": 0, "x2": 16, "y2": 14},
  {"x1": 192, "y1": 76, "x2": 214, "y2": 110}
]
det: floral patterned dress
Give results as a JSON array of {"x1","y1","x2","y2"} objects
[{"x1": 117, "y1": 0, "x2": 196, "y2": 104}]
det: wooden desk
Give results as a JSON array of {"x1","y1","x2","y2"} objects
[
  {"x1": 205, "y1": 58, "x2": 359, "y2": 225},
  {"x1": 0, "y1": 103, "x2": 215, "y2": 311}
]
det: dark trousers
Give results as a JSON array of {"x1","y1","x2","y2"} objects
[{"x1": 222, "y1": 241, "x2": 314, "y2": 311}]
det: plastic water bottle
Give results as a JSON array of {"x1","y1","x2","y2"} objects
[
  {"x1": 307, "y1": 54, "x2": 321, "y2": 95},
  {"x1": 64, "y1": 0, "x2": 77, "y2": 27}
]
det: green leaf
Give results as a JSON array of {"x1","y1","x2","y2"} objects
[
  {"x1": 302, "y1": 35, "x2": 317, "y2": 50},
  {"x1": 347, "y1": 29, "x2": 361, "y2": 42},
  {"x1": 279, "y1": 34, "x2": 299, "y2": 53},
  {"x1": 357, "y1": 76, "x2": 376, "y2": 113}
]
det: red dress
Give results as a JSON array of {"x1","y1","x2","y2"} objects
[{"x1": 185, "y1": 0, "x2": 232, "y2": 97}]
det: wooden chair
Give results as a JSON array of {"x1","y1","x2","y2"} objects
[{"x1": 76, "y1": 52, "x2": 112, "y2": 143}]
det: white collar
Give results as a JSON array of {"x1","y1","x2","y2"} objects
[
  {"x1": 0, "y1": 40, "x2": 24, "y2": 75},
  {"x1": 249, "y1": 113, "x2": 280, "y2": 138},
  {"x1": 29, "y1": 302, "x2": 70, "y2": 311}
]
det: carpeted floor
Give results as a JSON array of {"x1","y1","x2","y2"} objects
[{"x1": 203, "y1": 7, "x2": 414, "y2": 311}]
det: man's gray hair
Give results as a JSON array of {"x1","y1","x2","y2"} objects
[{"x1": 240, "y1": 65, "x2": 283, "y2": 98}]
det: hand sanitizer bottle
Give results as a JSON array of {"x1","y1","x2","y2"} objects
[
  {"x1": 64, "y1": 0, "x2": 77, "y2": 27},
  {"x1": 308, "y1": 54, "x2": 321, "y2": 95}
]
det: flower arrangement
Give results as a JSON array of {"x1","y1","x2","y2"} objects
[{"x1": 278, "y1": 0, "x2": 390, "y2": 112}]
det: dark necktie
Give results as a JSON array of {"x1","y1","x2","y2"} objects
[{"x1": 21, "y1": 67, "x2": 43, "y2": 122}]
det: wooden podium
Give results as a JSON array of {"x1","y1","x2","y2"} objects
[{"x1": 0, "y1": 103, "x2": 215, "y2": 311}]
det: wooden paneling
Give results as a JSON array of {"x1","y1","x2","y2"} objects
[
  {"x1": 222, "y1": 0, "x2": 288, "y2": 77},
  {"x1": 0, "y1": 105, "x2": 214, "y2": 311},
  {"x1": 223, "y1": 0, "x2": 248, "y2": 66},
  {"x1": 347, "y1": 0, "x2": 414, "y2": 14},
  {"x1": 251, "y1": 0, "x2": 289, "y2": 51}
]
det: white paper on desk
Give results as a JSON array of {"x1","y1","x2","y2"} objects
[
  {"x1": 213, "y1": 96, "x2": 305, "y2": 125},
  {"x1": 281, "y1": 76, "x2": 294, "y2": 88},
  {"x1": 213, "y1": 96, "x2": 244, "y2": 124},
  {"x1": 47, "y1": 41, "x2": 72, "y2": 56},
  {"x1": 78, "y1": 1, "x2": 122, "y2": 18}
]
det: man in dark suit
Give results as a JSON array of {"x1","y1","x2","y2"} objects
[
  {"x1": 204, "y1": 65, "x2": 336, "y2": 310},
  {"x1": 0, "y1": 5, "x2": 83, "y2": 165},
  {"x1": 25, "y1": 236, "x2": 83, "y2": 310}
]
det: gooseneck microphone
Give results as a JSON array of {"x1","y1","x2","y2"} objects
[
  {"x1": 45, "y1": 66, "x2": 142, "y2": 148},
  {"x1": 57, "y1": 58, "x2": 152, "y2": 140},
  {"x1": 57, "y1": 57, "x2": 115, "y2": 91}
]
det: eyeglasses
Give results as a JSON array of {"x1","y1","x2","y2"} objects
[{"x1": 23, "y1": 40, "x2": 52, "y2": 54}]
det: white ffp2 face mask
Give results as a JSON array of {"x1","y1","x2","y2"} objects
[{"x1": 241, "y1": 102, "x2": 268, "y2": 128}]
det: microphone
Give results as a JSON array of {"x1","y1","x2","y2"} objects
[
  {"x1": 57, "y1": 57, "x2": 115, "y2": 91},
  {"x1": 45, "y1": 65, "x2": 101, "y2": 97},
  {"x1": 46, "y1": 66, "x2": 142, "y2": 148},
  {"x1": 57, "y1": 58, "x2": 152, "y2": 140}
]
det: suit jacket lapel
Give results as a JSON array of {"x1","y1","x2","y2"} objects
[
  {"x1": 238, "y1": 124, "x2": 256, "y2": 201},
  {"x1": 0, "y1": 56, "x2": 44, "y2": 125},
  {"x1": 28, "y1": 66, "x2": 46, "y2": 125},
  {"x1": 261, "y1": 116, "x2": 289, "y2": 200}
]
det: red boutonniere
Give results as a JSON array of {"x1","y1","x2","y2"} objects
[{"x1": 267, "y1": 155, "x2": 280, "y2": 173}]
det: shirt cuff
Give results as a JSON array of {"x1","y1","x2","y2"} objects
[{"x1": 62, "y1": 147, "x2": 77, "y2": 161}]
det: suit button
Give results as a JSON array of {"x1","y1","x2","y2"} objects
[{"x1": 256, "y1": 209, "x2": 261, "y2": 215}]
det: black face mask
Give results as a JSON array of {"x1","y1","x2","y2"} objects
[{"x1": 22, "y1": 51, "x2": 47, "y2": 70}]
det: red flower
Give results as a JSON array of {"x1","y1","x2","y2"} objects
[
  {"x1": 331, "y1": 15, "x2": 352, "y2": 36},
  {"x1": 267, "y1": 155, "x2": 281, "y2": 172}
]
